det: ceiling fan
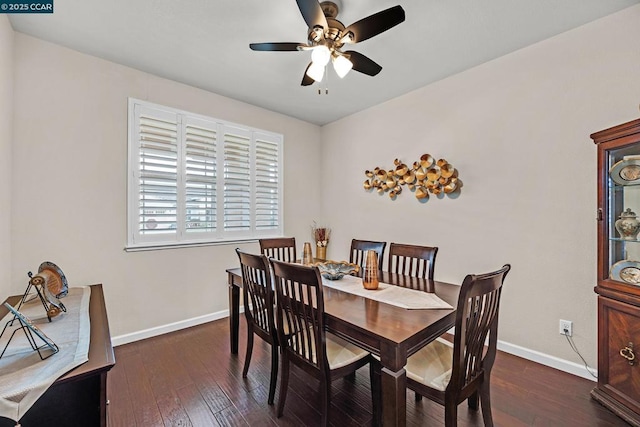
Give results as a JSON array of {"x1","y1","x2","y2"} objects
[{"x1": 249, "y1": 0, "x2": 405, "y2": 86}]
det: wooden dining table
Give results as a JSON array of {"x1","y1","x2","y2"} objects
[{"x1": 226, "y1": 267, "x2": 459, "y2": 427}]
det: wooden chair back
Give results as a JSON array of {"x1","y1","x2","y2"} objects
[
  {"x1": 259, "y1": 237, "x2": 297, "y2": 262},
  {"x1": 349, "y1": 239, "x2": 386, "y2": 271},
  {"x1": 450, "y1": 264, "x2": 511, "y2": 399},
  {"x1": 270, "y1": 259, "x2": 327, "y2": 373},
  {"x1": 388, "y1": 243, "x2": 438, "y2": 280},
  {"x1": 236, "y1": 249, "x2": 276, "y2": 340}
]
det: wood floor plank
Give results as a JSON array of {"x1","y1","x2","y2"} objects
[
  {"x1": 332, "y1": 384, "x2": 373, "y2": 426},
  {"x1": 155, "y1": 392, "x2": 193, "y2": 427},
  {"x1": 175, "y1": 384, "x2": 222, "y2": 427},
  {"x1": 108, "y1": 318, "x2": 629, "y2": 427},
  {"x1": 209, "y1": 334, "x2": 293, "y2": 426},
  {"x1": 145, "y1": 331, "x2": 195, "y2": 391},
  {"x1": 196, "y1": 375, "x2": 235, "y2": 415},
  {"x1": 134, "y1": 336, "x2": 195, "y2": 426},
  {"x1": 106, "y1": 347, "x2": 137, "y2": 427},
  {"x1": 119, "y1": 349, "x2": 164, "y2": 426},
  {"x1": 213, "y1": 405, "x2": 250, "y2": 426}
]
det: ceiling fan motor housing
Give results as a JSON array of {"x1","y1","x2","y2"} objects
[
  {"x1": 321, "y1": 1, "x2": 340, "y2": 18},
  {"x1": 309, "y1": 1, "x2": 346, "y2": 45}
]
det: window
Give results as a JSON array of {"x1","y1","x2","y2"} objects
[{"x1": 127, "y1": 99, "x2": 283, "y2": 249}]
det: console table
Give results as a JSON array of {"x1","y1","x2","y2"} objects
[{"x1": 0, "y1": 284, "x2": 115, "y2": 427}]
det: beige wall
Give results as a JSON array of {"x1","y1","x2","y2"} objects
[
  {"x1": 321, "y1": 5, "x2": 640, "y2": 368},
  {"x1": 0, "y1": 16, "x2": 13, "y2": 294},
  {"x1": 11, "y1": 34, "x2": 322, "y2": 337}
]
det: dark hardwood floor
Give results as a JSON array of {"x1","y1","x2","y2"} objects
[{"x1": 107, "y1": 318, "x2": 627, "y2": 427}]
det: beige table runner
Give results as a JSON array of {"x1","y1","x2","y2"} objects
[
  {"x1": 0, "y1": 286, "x2": 91, "y2": 422},
  {"x1": 322, "y1": 274, "x2": 453, "y2": 310}
]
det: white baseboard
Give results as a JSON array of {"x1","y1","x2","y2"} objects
[
  {"x1": 112, "y1": 311, "x2": 596, "y2": 381},
  {"x1": 497, "y1": 339, "x2": 597, "y2": 381},
  {"x1": 111, "y1": 306, "x2": 245, "y2": 347}
]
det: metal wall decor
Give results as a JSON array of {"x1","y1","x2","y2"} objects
[{"x1": 363, "y1": 154, "x2": 460, "y2": 201}]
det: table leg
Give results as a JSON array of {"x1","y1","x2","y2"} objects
[
  {"x1": 229, "y1": 281, "x2": 240, "y2": 354},
  {"x1": 379, "y1": 341, "x2": 408, "y2": 427},
  {"x1": 381, "y1": 366, "x2": 407, "y2": 427}
]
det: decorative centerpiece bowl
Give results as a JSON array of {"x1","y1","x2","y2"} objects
[{"x1": 312, "y1": 260, "x2": 360, "y2": 280}]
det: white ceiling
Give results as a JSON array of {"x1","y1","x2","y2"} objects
[{"x1": 8, "y1": 0, "x2": 639, "y2": 125}]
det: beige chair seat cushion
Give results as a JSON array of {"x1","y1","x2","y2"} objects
[
  {"x1": 253, "y1": 307, "x2": 291, "y2": 336},
  {"x1": 291, "y1": 329, "x2": 369, "y2": 370},
  {"x1": 405, "y1": 337, "x2": 453, "y2": 391},
  {"x1": 326, "y1": 332, "x2": 369, "y2": 369}
]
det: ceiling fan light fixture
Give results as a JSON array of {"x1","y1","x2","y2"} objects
[
  {"x1": 332, "y1": 54, "x2": 353, "y2": 78},
  {"x1": 310, "y1": 45, "x2": 331, "y2": 66},
  {"x1": 339, "y1": 32, "x2": 354, "y2": 44},
  {"x1": 306, "y1": 62, "x2": 325, "y2": 82}
]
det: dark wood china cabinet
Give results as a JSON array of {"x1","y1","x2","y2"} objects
[{"x1": 592, "y1": 118, "x2": 640, "y2": 426}]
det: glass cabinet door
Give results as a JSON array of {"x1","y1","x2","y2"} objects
[{"x1": 607, "y1": 145, "x2": 640, "y2": 285}]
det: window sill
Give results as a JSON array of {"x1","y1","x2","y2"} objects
[{"x1": 124, "y1": 238, "x2": 259, "y2": 252}]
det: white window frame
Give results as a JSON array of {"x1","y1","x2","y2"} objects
[{"x1": 127, "y1": 98, "x2": 283, "y2": 250}]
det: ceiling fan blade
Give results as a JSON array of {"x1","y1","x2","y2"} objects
[
  {"x1": 250, "y1": 42, "x2": 307, "y2": 51},
  {"x1": 343, "y1": 5, "x2": 405, "y2": 44},
  {"x1": 301, "y1": 63, "x2": 315, "y2": 86},
  {"x1": 296, "y1": 0, "x2": 328, "y2": 30},
  {"x1": 345, "y1": 51, "x2": 382, "y2": 76}
]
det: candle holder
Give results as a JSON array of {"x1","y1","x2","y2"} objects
[{"x1": 303, "y1": 242, "x2": 313, "y2": 265}]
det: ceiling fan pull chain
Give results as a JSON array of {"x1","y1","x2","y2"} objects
[
  {"x1": 317, "y1": 64, "x2": 328, "y2": 95},
  {"x1": 325, "y1": 64, "x2": 329, "y2": 95}
]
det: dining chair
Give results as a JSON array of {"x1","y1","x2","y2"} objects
[
  {"x1": 259, "y1": 237, "x2": 297, "y2": 262},
  {"x1": 388, "y1": 242, "x2": 439, "y2": 284},
  {"x1": 387, "y1": 242, "x2": 440, "y2": 401},
  {"x1": 235, "y1": 248, "x2": 279, "y2": 405},
  {"x1": 270, "y1": 259, "x2": 377, "y2": 426},
  {"x1": 378, "y1": 264, "x2": 511, "y2": 427},
  {"x1": 349, "y1": 239, "x2": 386, "y2": 271}
]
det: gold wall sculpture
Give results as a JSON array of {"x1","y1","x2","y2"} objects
[{"x1": 363, "y1": 154, "x2": 460, "y2": 201}]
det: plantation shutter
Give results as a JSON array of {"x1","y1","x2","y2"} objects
[
  {"x1": 128, "y1": 99, "x2": 283, "y2": 249},
  {"x1": 223, "y1": 126, "x2": 252, "y2": 233},
  {"x1": 254, "y1": 132, "x2": 281, "y2": 231},
  {"x1": 134, "y1": 106, "x2": 179, "y2": 240},
  {"x1": 183, "y1": 118, "x2": 217, "y2": 234}
]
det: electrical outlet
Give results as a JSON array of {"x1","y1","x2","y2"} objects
[{"x1": 559, "y1": 319, "x2": 573, "y2": 336}]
